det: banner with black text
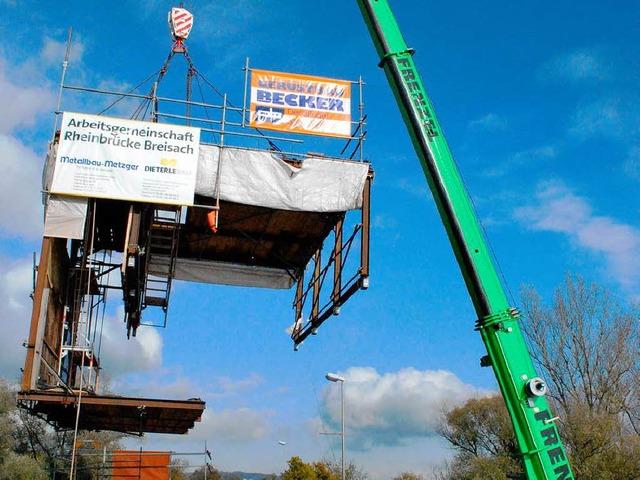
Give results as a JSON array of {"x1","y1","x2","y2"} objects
[{"x1": 51, "y1": 112, "x2": 200, "y2": 206}]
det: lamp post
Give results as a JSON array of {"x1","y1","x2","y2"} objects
[{"x1": 325, "y1": 372, "x2": 345, "y2": 480}]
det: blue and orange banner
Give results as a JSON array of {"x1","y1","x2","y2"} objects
[{"x1": 249, "y1": 69, "x2": 352, "y2": 138}]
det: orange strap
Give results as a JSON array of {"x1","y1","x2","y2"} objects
[{"x1": 207, "y1": 210, "x2": 218, "y2": 233}]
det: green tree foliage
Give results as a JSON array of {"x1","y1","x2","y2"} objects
[
  {"x1": 0, "y1": 379, "x2": 48, "y2": 479},
  {"x1": 314, "y1": 461, "x2": 338, "y2": 480},
  {"x1": 283, "y1": 456, "x2": 364, "y2": 480},
  {"x1": 0, "y1": 378, "x2": 125, "y2": 479},
  {"x1": 0, "y1": 381, "x2": 18, "y2": 455},
  {"x1": 0, "y1": 451, "x2": 47, "y2": 480},
  {"x1": 435, "y1": 396, "x2": 522, "y2": 480},
  {"x1": 281, "y1": 456, "x2": 368, "y2": 480},
  {"x1": 392, "y1": 473, "x2": 424, "y2": 480},
  {"x1": 282, "y1": 456, "x2": 322, "y2": 480},
  {"x1": 189, "y1": 464, "x2": 223, "y2": 480},
  {"x1": 282, "y1": 457, "x2": 348, "y2": 480},
  {"x1": 169, "y1": 458, "x2": 190, "y2": 480}
]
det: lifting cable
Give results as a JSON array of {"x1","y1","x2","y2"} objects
[
  {"x1": 96, "y1": 45, "x2": 286, "y2": 155},
  {"x1": 97, "y1": 59, "x2": 171, "y2": 117},
  {"x1": 184, "y1": 52, "x2": 282, "y2": 152}
]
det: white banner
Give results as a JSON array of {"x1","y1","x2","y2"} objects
[{"x1": 50, "y1": 112, "x2": 200, "y2": 206}]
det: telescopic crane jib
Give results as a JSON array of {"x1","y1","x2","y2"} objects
[{"x1": 355, "y1": 1, "x2": 574, "y2": 479}]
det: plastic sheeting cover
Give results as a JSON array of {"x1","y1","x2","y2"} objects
[
  {"x1": 43, "y1": 194, "x2": 88, "y2": 239},
  {"x1": 44, "y1": 142, "x2": 370, "y2": 213},
  {"x1": 149, "y1": 256, "x2": 295, "y2": 289},
  {"x1": 196, "y1": 145, "x2": 369, "y2": 212}
]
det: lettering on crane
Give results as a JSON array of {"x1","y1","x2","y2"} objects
[
  {"x1": 395, "y1": 57, "x2": 438, "y2": 137},
  {"x1": 533, "y1": 409, "x2": 572, "y2": 479}
]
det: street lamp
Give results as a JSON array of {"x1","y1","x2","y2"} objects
[{"x1": 325, "y1": 372, "x2": 345, "y2": 480}]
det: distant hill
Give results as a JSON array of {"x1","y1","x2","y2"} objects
[{"x1": 220, "y1": 471, "x2": 280, "y2": 480}]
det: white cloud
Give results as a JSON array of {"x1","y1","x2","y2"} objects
[
  {"x1": 538, "y1": 48, "x2": 609, "y2": 84},
  {"x1": 0, "y1": 57, "x2": 54, "y2": 134},
  {"x1": 514, "y1": 180, "x2": 590, "y2": 233},
  {"x1": 483, "y1": 145, "x2": 557, "y2": 178},
  {"x1": 0, "y1": 47, "x2": 58, "y2": 240},
  {"x1": 0, "y1": 134, "x2": 45, "y2": 238},
  {"x1": 569, "y1": 97, "x2": 627, "y2": 141},
  {"x1": 513, "y1": 146, "x2": 557, "y2": 163},
  {"x1": 217, "y1": 372, "x2": 264, "y2": 395},
  {"x1": 623, "y1": 146, "x2": 640, "y2": 181},
  {"x1": 99, "y1": 312, "x2": 163, "y2": 377},
  {"x1": 514, "y1": 180, "x2": 640, "y2": 289},
  {"x1": 468, "y1": 113, "x2": 508, "y2": 132},
  {"x1": 395, "y1": 178, "x2": 428, "y2": 198},
  {"x1": 0, "y1": 258, "x2": 34, "y2": 379},
  {"x1": 40, "y1": 35, "x2": 85, "y2": 68},
  {"x1": 320, "y1": 366, "x2": 491, "y2": 450},
  {"x1": 108, "y1": 369, "x2": 198, "y2": 401},
  {"x1": 205, "y1": 407, "x2": 273, "y2": 442},
  {"x1": 193, "y1": 1, "x2": 273, "y2": 68},
  {"x1": 372, "y1": 214, "x2": 398, "y2": 230}
]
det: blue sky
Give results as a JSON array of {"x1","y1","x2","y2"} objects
[{"x1": 0, "y1": 1, "x2": 638, "y2": 478}]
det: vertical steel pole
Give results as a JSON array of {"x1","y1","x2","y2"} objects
[
  {"x1": 340, "y1": 380, "x2": 345, "y2": 480},
  {"x1": 358, "y1": 75, "x2": 364, "y2": 162},
  {"x1": 52, "y1": 28, "x2": 72, "y2": 140},
  {"x1": 242, "y1": 57, "x2": 250, "y2": 127}
]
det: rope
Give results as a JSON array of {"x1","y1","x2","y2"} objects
[
  {"x1": 187, "y1": 58, "x2": 282, "y2": 152},
  {"x1": 69, "y1": 199, "x2": 98, "y2": 480}
]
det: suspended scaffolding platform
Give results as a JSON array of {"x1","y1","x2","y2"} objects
[{"x1": 20, "y1": 13, "x2": 372, "y2": 435}]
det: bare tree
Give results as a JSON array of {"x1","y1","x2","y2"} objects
[
  {"x1": 322, "y1": 457, "x2": 369, "y2": 480},
  {"x1": 435, "y1": 275, "x2": 640, "y2": 480},
  {"x1": 520, "y1": 274, "x2": 639, "y2": 431},
  {"x1": 520, "y1": 274, "x2": 640, "y2": 477}
]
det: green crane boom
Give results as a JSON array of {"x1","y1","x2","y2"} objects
[{"x1": 355, "y1": 1, "x2": 574, "y2": 478}]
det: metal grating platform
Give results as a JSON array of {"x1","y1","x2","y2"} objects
[{"x1": 18, "y1": 392, "x2": 205, "y2": 435}]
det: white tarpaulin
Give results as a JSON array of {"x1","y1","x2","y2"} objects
[
  {"x1": 42, "y1": 141, "x2": 369, "y2": 241},
  {"x1": 46, "y1": 141, "x2": 368, "y2": 213},
  {"x1": 43, "y1": 195, "x2": 88, "y2": 239},
  {"x1": 150, "y1": 257, "x2": 295, "y2": 289},
  {"x1": 196, "y1": 145, "x2": 369, "y2": 212}
]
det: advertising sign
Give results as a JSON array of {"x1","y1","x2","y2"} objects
[
  {"x1": 50, "y1": 112, "x2": 200, "y2": 206},
  {"x1": 249, "y1": 69, "x2": 351, "y2": 138}
]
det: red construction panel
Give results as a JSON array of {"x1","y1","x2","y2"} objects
[{"x1": 112, "y1": 451, "x2": 170, "y2": 480}]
